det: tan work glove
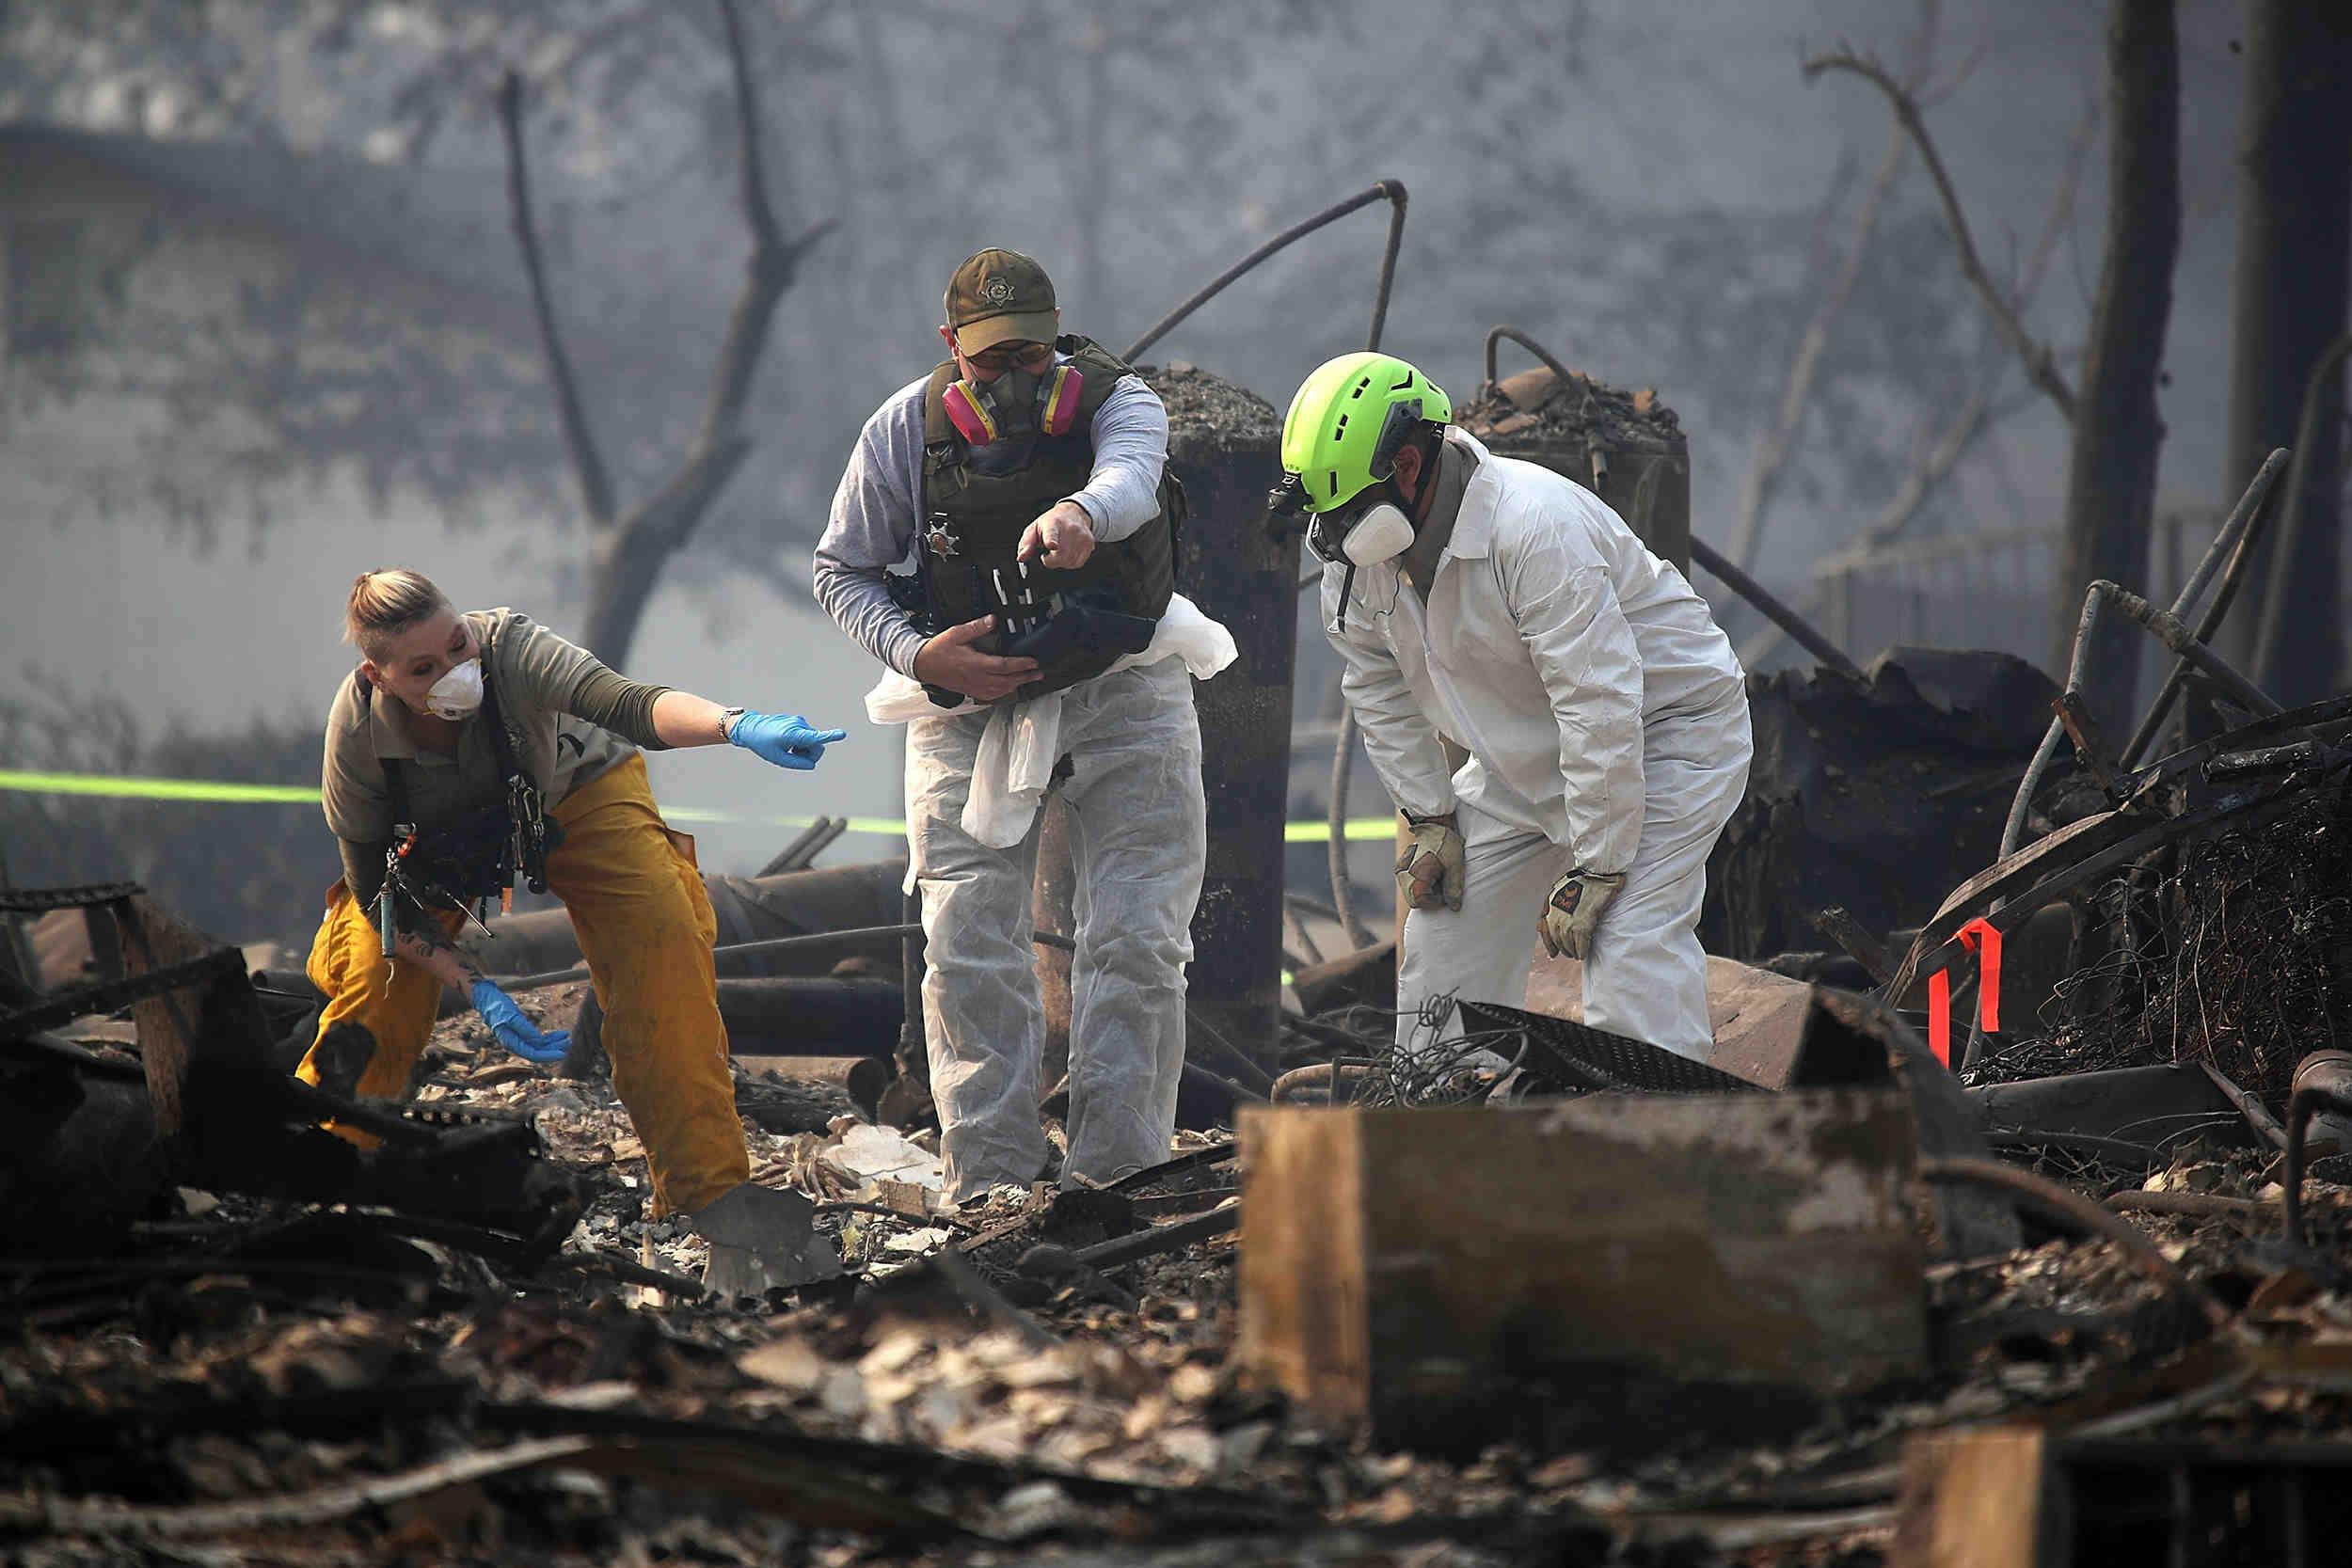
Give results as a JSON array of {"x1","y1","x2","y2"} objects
[
  {"x1": 1538, "y1": 868, "x2": 1626, "y2": 959},
  {"x1": 1395, "y1": 812, "x2": 1467, "y2": 912}
]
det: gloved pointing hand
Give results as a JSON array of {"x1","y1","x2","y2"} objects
[
  {"x1": 728, "y1": 712, "x2": 847, "y2": 771},
  {"x1": 1396, "y1": 813, "x2": 1467, "y2": 912},
  {"x1": 469, "y1": 977, "x2": 571, "y2": 1064},
  {"x1": 1538, "y1": 869, "x2": 1627, "y2": 960}
]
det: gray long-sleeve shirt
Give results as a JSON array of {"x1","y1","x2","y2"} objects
[{"x1": 812, "y1": 357, "x2": 1170, "y2": 675}]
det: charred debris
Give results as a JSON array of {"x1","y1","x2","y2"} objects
[{"x1": 8, "y1": 408, "x2": 2352, "y2": 1567}]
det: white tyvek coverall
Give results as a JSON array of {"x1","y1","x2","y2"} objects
[
  {"x1": 906, "y1": 659, "x2": 1206, "y2": 1199},
  {"x1": 1324, "y1": 430, "x2": 1752, "y2": 1058},
  {"x1": 815, "y1": 361, "x2": 1216, "y2": 1203}
]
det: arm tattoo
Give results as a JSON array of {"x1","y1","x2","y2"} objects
[{"x1": 405, "y1": 924, "x2": 485, "y2": 987}]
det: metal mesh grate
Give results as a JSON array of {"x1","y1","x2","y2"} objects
[{"x1": 1456, "y1": 999, "x2": 1764, "y2": 1096}]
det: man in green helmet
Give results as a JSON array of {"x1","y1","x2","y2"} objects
[{"x1": 1277, "y1": 351, "x2": 1751, "y2": 1061}]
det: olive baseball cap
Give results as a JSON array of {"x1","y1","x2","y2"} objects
[{"x1": 944, "y1": 248, "x2": 1060, "y2": 353}]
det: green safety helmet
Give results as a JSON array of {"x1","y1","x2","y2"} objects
[{"x1": 1278, "y1": 352, "x2": 1453, "y2": 515}]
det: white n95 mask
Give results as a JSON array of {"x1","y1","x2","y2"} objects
[
  {"x1": 424, "y1": 658, "x2": 485, "y2": 719},
  {"x1": 1341, "y1": 501, "x2": 1416, "y2": 566}
]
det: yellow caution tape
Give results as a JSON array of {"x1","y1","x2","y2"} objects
[
  {"x1": 0, "y1": 768, "x2": 1406, "y2": 840},
  {"x1": 0, "y1": 768, "x2": 323, "y2": 804}
]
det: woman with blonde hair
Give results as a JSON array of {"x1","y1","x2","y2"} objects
[{"x1": 305, "y1": 568, "x2": 847, "y2": 1294}]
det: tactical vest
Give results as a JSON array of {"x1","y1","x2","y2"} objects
[
  {"x1": 359, "y1": 628, "x2": 560, "y2": 911},
  {"x1": 916, "y1": 336, "x2": 1178, "y2": 701}
]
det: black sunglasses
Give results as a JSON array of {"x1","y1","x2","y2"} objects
[{"x1": 964, "y1": 340, "x2": 1056, "y2": 372}]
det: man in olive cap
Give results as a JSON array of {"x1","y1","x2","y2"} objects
[{"x1": 813, "y1": 248, "x2": 1228, "y2": 1203}]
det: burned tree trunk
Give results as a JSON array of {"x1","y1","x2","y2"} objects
[
  {"x1": 2050, "y1": 0, "x2": 2179, "y2": 720},
  {"x1": 2223, "y1": 0, "x2": 2352, "y2": 705}
]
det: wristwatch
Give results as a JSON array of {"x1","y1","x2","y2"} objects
[{"x1": 719, "y1": 706, "x2": 746, "y2": 742}]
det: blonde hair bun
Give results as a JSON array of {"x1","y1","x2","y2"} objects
[{"x1": 345, "y1": 568, "x2": 453, "y2": 660}]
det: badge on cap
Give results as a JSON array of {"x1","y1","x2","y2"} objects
[{"x1": 983, "y1": 277, "x2": 1013, "y2": 306}]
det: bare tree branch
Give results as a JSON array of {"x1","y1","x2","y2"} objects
[
  {"x1": 1729, "y1": 0, "x2": 1949, "y2": 571},
  {"x1": 1724, "y1": 130, "x2": 1908, "y2": 570},
  {"x1": 1736, "y1": 343, "x2": 2010, "y2": 671},
  {"x1": 1805, "y1": 44, "x2": 2077, "y2": 420},
  {"x1": 2023, "y1": 91, "x2": 2101, "y2": 304},
  {"x1": 701, "y1": 0, "x2": 834, "y2": 440},
  {"x1": 1735, "y1": 61, "x2": 2096, "y2": 670},
  {"x1": 569, "y1": 0, "x2": 830, "y2": 659},
  {"x1": 496, "y1": 67, "x2": 617, "y2": 528},
  {"x1": 619, "y1": 436, "x2": 754, "y2": 575}
]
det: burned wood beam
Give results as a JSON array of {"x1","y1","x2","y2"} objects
[
  {"x1": 1236, "y1": 1092, "x2": 1928, "y2": 1453},
  {"x1": 1806, "y1": 905, "x2": 1900, "y2": 985},
  {"x1": 1902, "y1": 1406, "x2": 2352, "y2": 1563},
  {"x1": 480, "y1": 1402, "x2": 1293, "y2": 1538},
  {"x1": 1105, "y1": 1139, "x2": 1238, "y2": 1192},
  {"x1": 755, "y1": 816, "x2": 848, "y2": 879},
  {"x1": 2106, "y1": 1191, "x2": 2283, "y2": 1222},
  {"x1": 1055, "y1": 1203, "x2": 1236, "y2": 1272},
  {"x1": 0, "y1": 1436, "x2": 595, "y2": 1539},
  {"x1": 498, "y1": 922, "x2": 1078, "y2": 994}
]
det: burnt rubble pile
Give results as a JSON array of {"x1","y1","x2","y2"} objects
[
  {"x1": 1454, "y1": 366, "x2": 1685, "y2": 453},
  {"x1": 2045, "y1": 762, "x2": 2352, "y2": 1098},
  {"x1": 1701, "y1": 646, "x2": 2068, "y2": 964},
  {"x1": 13, "y1": 674, "x2": 2352, "y2": 1559},
  {"x1": 1134, "y1": 363, "x2": 1279, "y2": 449}
]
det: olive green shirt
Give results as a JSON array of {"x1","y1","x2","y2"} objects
[{"x1": 322, "y1": 608, "x2": 671, "y2": 903}]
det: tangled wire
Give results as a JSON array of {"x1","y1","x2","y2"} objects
[
  {"x1": 2046, "y1": 770, "x2": 2352, "y2": 1101},
  {"x1": 1346, "y1": 990, "x2": 1561, "y2": 1108}
]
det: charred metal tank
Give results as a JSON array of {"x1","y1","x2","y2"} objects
[
  {"x1": 1144, "y1": 363, "x2": 1293, "y2": 1069},
  {"x1": 1454, "y1": 365, "x2": 1691, "y2": 573}
]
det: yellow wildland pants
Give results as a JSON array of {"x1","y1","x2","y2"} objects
[{"x1": 297, "y1": 753, "x2": 747, "y2": 1214}]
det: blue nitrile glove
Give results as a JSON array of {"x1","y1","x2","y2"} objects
[
  {"x1": 469, "y1": 978, "x2": 571, "y2": 1064},
  {"x1": 728, "y1": 711, "x2": 848, "y2": 771}
]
